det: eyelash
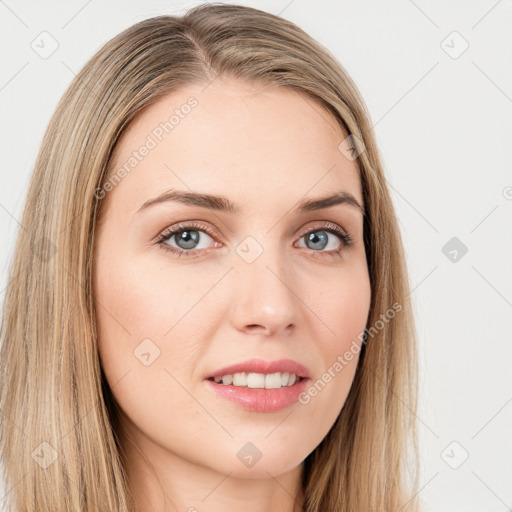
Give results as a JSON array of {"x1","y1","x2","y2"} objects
[{"x1": 155, "y1": 221, "x2": 354, "y2": 259}]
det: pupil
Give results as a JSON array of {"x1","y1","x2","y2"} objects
[
  {"x1": 177, "y1": 230, "x2": 199, "y2": 249},
  {"x1": 307, "y1": 231, "x2": 328, "y2": 250}
]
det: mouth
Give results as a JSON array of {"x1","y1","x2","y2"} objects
[
  {"x1": 206, "y1": 372, "x2": 307, "y2": 389},
  {"x1": 204, "y1": 374, "x2": 310, "y2": 413},
  {"x1": 205, "y1": 358, "x2": 311, "y2": 382},
  {"x1": 203, "y1": 359, "x2": 311, "y2": 413}
]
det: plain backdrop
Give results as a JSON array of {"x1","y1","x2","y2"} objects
[{"x1": 1, "y1": 1, "x2": 511, "y2": 510}]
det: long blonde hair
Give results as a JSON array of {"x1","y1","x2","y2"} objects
[{"x1": 0, "y1": 4, "x2": 419, "y2": 511}]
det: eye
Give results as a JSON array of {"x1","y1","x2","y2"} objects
[
  {"x1": 156, "y1": 221, "x2": 353, "y2": 259},
  {"x1": 295, "y1": 222, "x2": 353, "y2": 258},
  {"x1": 156, "y1": 221, "x2": 220, "y2": 258}
]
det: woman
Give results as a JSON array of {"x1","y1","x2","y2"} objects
[{"x1": 0, "y1": 3, "x2": 419, "y2": 511}]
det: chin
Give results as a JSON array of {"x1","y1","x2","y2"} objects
[{"x1": 226, "y1": 460, "x2": 303, "y2": 480}]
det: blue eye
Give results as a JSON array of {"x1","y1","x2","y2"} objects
[
  {"x1": 156, "y1": 221, "x2": 218, "y2": 258},
  {"x1": 297, "y1": 227, "x2": 352, "y2": 254},
  {"x1": 156, "y1": 221, "x2": 353, "y2": 259}
]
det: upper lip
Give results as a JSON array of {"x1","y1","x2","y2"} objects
[{"x1": 205, "y1": 358, "x2": 311, "y2": 380}]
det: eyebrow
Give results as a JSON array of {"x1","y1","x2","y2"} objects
[{"x1": 136, "y1": 188, "x2": 365, "y2": 216}]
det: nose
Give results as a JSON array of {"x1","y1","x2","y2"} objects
[{"x1": 228, "y1": 242, "x2": 300, "y2": 337}]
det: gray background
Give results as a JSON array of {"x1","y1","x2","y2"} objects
[{"x1": 1, "y1": 1, "x2": 511, "y2": 510}]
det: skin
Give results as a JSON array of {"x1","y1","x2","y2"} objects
[{"x1": 93, "y1": 78, "x2": 372, "y2": 512}]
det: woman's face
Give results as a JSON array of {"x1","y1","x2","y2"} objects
[{"x1": 93, "y1": 78, "x2": 371, "y2": 482}]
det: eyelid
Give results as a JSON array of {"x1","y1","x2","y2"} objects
[
  {"x1": 156, "y1": 220, "x2": 217, "y2": 243},
  {"x1": 155, "y1": 219, "x2": 353, "y2": 257},
  {"x1": 295, "y1": 220, "x2": 350, "y2": 240}
]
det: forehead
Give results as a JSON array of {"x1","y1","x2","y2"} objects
[{"x1": 104, "y1": 79, "x2": 363, "y2": 217}]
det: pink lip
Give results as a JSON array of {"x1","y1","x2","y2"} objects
[
  {"x1": 204, "y1": 377, "x2": 310, "y2": 413},
  {"x1": 203, "y1": 358, "x2": 311, "y2": 413},
  {"x1": 205, "y1": 358, "x2": 311, "y2": 379}
]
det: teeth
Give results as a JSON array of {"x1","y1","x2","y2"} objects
[
  {"x1": 265, "y1": 373, "x2": 281, "y2": 389},
  {"x1": 247, "y1": 373, "x2": 264, "y2": 388},
  {"x1": 233, "y1": 373, "x2": 247, "y2": 386},
  {"x1": 211, "y1": 372, "x2": 301, "y2": 388}
]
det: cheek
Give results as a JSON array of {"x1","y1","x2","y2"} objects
[
  {"x1": 297, "y1": 264, "x2": 371, "y2": 426},
  {"x1": 93, "y1": 246, "x2": 208, "y2": 444},
  {"x1": 93, "y1": 242, "x2": 215, "y2": 404},
  {"x1": 94, "y1": 242, "x2": 200, "y2": 347},
  {"x1": 312, "y1": 261, "x2": 371, "y2": 355}
]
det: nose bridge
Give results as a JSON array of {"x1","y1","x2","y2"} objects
[{"x1": 229, "y1": 233, "x2": 299, "y2": 333}]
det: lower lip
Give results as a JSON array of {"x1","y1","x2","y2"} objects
[{"x1": 204, "y1": 377, "x2": 310, "y2": 413}]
